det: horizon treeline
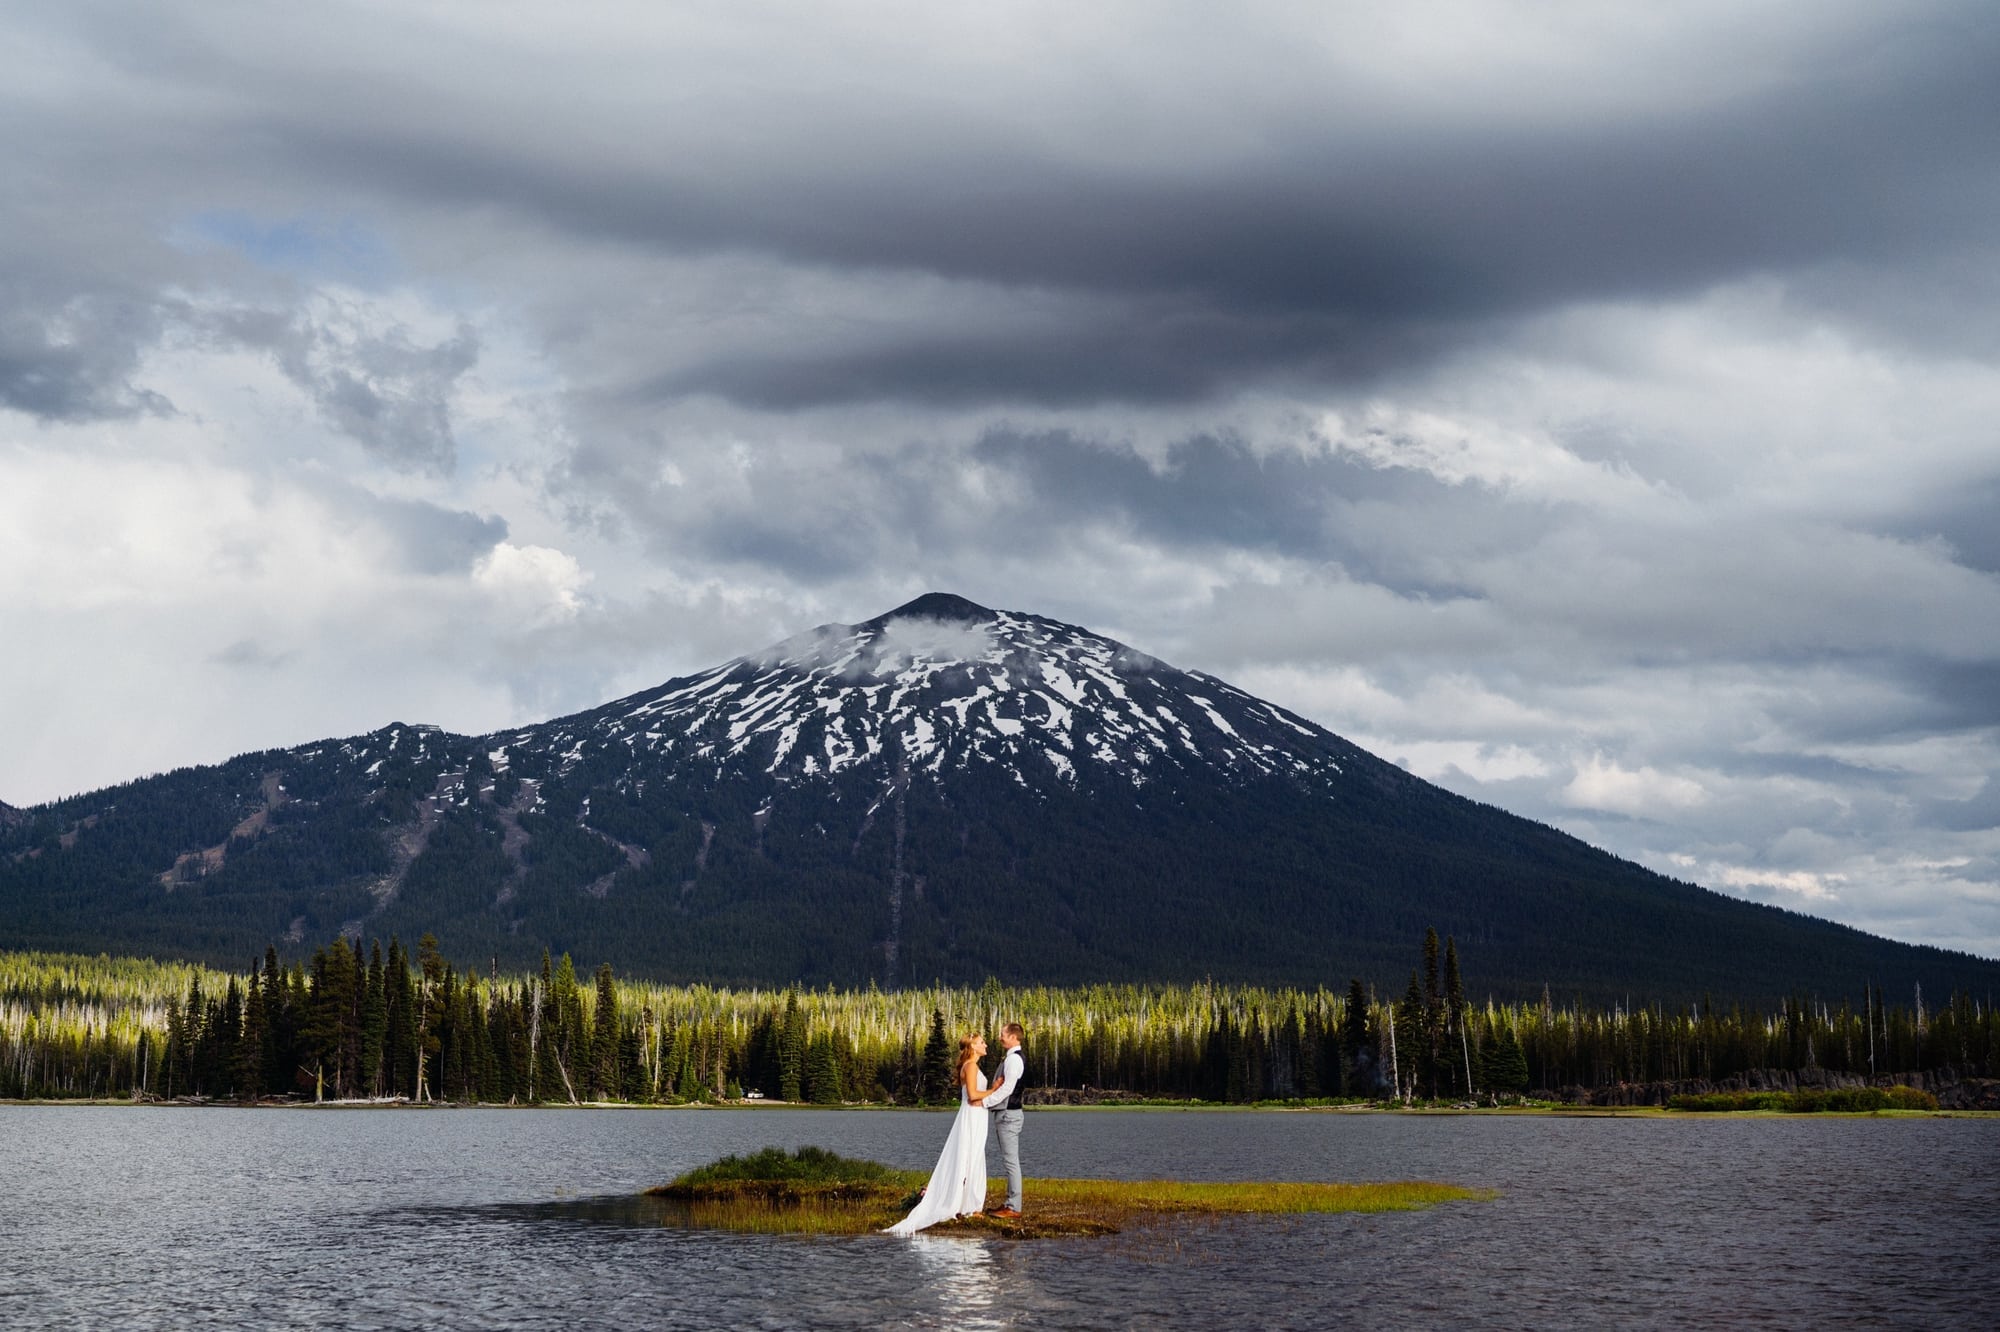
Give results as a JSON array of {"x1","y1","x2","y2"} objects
[{"x1": 2, "y1": 930, "x2": 1994, "y2": 1103}]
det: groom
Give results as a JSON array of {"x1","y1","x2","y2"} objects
[{"x1": 986, "y1": 1022, "x2": 1026, "y2": 1219}]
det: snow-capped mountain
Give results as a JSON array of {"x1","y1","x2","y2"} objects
[
  {"x1": 6, "y1": 594, "x2": 1996, "y2": 1002},
  {"x1": 508, "y1": 592, "x2": 1362, "y2": 795}
]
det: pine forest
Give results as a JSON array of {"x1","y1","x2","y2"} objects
[{"x1": 4, "y1": 930, "x2": 1992, "y2": 1107}]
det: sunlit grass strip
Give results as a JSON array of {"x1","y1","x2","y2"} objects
[
  {"x1": 1021, "y1": 1177, "x2": 1495, "y2": 1216},
  {"x1": 645, "y1": 1149, "x2": 1492, "y2": 1236},
  {"x1": 664, "y1": 1193, "x2": 911, "y2": 1235}
]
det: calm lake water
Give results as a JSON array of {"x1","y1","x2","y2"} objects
[{"x1": 3, "y1": 1105, "x2": 1995, "y2": 1329}]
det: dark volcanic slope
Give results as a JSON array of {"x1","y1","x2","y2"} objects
[{"x1": 3, "y1": 593, "x2": 1994, "y2": 1002}]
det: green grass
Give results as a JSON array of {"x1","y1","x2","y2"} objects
[
  {"x1": 670, "y1": 1146, "x2": 908, "y2": 1187},
  {"x1": 644, "y1": 1147, "x2": 1493, "y2": 1237},
  {"x1": 1667, "y1": 1087, "x2": 1939, "y2": 1113},
  {"x1": 1024, "y1": 1177, "x2": 1494, "y2": 1216}
]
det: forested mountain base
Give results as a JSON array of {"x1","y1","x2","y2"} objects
[{"x1": 4, "y1": 931, "x2": 1993, "y2": 1106}]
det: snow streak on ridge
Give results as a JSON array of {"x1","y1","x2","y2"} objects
[{"x1": 515, "y1": 605, "x2": 1352, "y2": 794}]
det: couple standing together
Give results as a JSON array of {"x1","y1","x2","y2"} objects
[{"x1": 886, "y1": 1022, "x2": 1026, "y2": 1235}]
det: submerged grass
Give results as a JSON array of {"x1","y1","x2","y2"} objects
[{"x1": 644, "y1": 1147, "x2": 1493, "y2": 1238}]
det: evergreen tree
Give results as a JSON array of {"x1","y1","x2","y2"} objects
[
  {"x1": 384, "y1": 937, "x2": 416, "y2": 1098},
  {"x1": 1224, "y1": 1012, "x2": 1252, "y2": 1102},
  {"x1": 591, "y1": 963, "x2": 620, "y2": 1099},
  {"x1": 920, "y1": 1007, "x2": 951, "y2": 1106},
  {"x1": 1396, "y1": 970, "x2": 1424, "y2": 1100},
  {"x1": 212, "y1": 977, "x2": 243, "y2": 1098},
  {"x1": 415, "y1": 934, "x2": 447, "y2": 1102},
  {"x1": 549, "y1": 952, "x2": 585, "y2": 1103},
  {"x1": 260, "y1": 946, "x2": 289, "y2": 1095},
  {"x1": 1492, "y1": 1023, "x2": 1530, "y2": 1094},
  {"x1": 340, "y1": 939, "x2": 365, "y2": 1094},
  {"x1": 179, "y1": 976, "x2": 205, "y2": 1096},
  {"x1": 779, "y1": 991, "x2": 806, "y2": 1102},
  {"x1": 1285, "y1": 1006, "x2": 1314, "y2": 1098},
  {"x1": 1343, "y1": 978, "x2": 1373, "y2": 1095},
  {"x1": 162, "y1": 982, "x2": 187, "y2": 1099},
  {"x1": 748, "y1": 1008, "x2": 782, "y2": 1098},
  {"x1": 617, "y1": 1023, "x2": 644, "y2": 1101},
  {"x1": 1421, "y1": 927, "x2": 1443, "y2": 1098},
  {"x1": 237, "y1": 968, "x2": 267, "y2": 1099},
  {"x1": 284, "y1": 964, "x2": 309, "y2": 1094},
  {"x1": 531, "y1": 950, "x2": 562, "y2": 1103},
  {"x1": 1476, "y1": 1023, "x2": 1502, "y2": 1092},
  {"x1": 1444, "y1": 935, "x2": 1469, "y2": 1096},
  {"x1": 804, "y1": 1033, "x2": 842, "y2": 1104},
  {"x1": 360, "y1": 942, "x2": 387, "y2": 1097}
]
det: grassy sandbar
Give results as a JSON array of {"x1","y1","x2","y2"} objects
[{"x1": 645, "y1": 1147, "x2": 1493, "y2": 1237}]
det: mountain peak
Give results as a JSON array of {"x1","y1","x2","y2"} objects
[
  {"x1": 873, "y1": 592, "x2": 995, "y2": 624},
  {"x1": 586, "y1": 591, "x2": 1343, "y2": 796}
]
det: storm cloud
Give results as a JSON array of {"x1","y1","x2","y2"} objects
[{"x1": 2, "y1": 1, "x2": 1996, "y2": 955}]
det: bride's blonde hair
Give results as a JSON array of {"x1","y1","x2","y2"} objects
[{"x1": 956, "y1": 1035, "x2": 980, "y2": 1070}]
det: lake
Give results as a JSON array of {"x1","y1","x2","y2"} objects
[{"x1": 3, "y1": 1106, "x2": 1994, "y2": 1329}]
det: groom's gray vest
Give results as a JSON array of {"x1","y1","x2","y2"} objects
[{"x1": 1003, "y1": 1048, "x2": 1026, "y2": 1111}]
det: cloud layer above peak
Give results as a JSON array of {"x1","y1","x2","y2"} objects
[{"x1": 2, "y1": 1, "x2": 1996, "y2": 956}]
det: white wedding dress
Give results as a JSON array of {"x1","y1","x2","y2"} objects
[{"x1": 886, "y1": 1069, "x2": 989, "y2": 1235}]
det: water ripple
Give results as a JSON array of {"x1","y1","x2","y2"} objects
[{"x1": 2, "y1": 1106, "x2": 1995, "y2": 1329}]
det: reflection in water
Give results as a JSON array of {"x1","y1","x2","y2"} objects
[
  {"x1": 407, "y1": 1193, "x2": 687, "y2": 1230},
  {"x1": 902, "y1": 1235, "x2": 1004, "y2": 1332}
]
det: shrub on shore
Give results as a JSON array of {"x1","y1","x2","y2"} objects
[{"x1": 1667, "y1": 1086, "x2": 1938, "y2": 1113}]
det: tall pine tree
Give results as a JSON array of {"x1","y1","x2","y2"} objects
[
  {"x1": 779, "y1": 991, "x2": 806, "y2": 1102},
  {"x1": 591, "y1": 963, "x2": 620, "y2": 1100},
  {"x1": 921, "y1": 1008, "x2": 952, "y2": 1105}
]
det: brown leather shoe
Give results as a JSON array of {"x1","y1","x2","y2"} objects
[{"x1": 990, "y1": 1207, "x2": 1022, "y2": 1220}]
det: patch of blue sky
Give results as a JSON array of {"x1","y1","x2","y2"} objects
[{"x1": 173, "y1": 211, "x2": 398, "y2": 284}]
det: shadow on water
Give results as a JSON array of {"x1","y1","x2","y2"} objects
[{"x1": 389, "y1": 1193, "x2": 706, "y2": 1232}]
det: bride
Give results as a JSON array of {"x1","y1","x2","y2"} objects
[{"x1": 886, "y1": 1033, "x2": 1003, "y2": 1235}]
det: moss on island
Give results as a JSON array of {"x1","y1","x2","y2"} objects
[{"x1": 645, "y1": 1147, "x2": 1494, "y2": 1237}]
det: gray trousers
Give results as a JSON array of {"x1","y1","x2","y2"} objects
[{"x1": 992, "y1": 1108, "x2": 1024, "y2": 1210}]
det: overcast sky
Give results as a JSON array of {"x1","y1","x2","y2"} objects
[{"x1": 4, "y1": 1, "x2": 1996, "y2": 957}]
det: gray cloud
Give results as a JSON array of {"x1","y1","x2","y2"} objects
[
  {"x1": 199, "y1": 304, "x2": 478, "y2": 472},
  {"x1": 1, "y1": 1, "x2": 1997, "y2": 955},
  {"x1": 4, "y1": 4, "x2": 1993, "y2": 417},
  {"x1": 315, "y1": 484, "x2": 508, "y2": 576},
  {"x1": 209, "y1": 638, "x2": 294, "y2": 670},
  {"x1": 0, "y1": 280, "x2": 171, "y2": 420}
]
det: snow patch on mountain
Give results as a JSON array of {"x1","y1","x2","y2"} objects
[{"x1": 519, "y1": 597, "x2": 1354, "y2": 795}]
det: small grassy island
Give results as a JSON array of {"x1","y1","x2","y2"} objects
[{"x1": 645, "y1": 1147, "x2": 1494, "y2": 1238}]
